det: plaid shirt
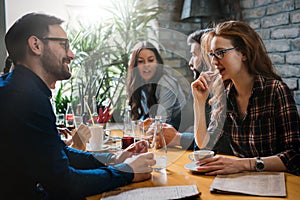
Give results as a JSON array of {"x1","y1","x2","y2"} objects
[{"x1": 223, "y1": 75, "x2": 300, "y2": 175}]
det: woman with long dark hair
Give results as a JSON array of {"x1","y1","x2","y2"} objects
[{"x1": 127, "y1": 41, "x2": 186, "y2": 129}]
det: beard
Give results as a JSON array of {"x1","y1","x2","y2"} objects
[
  {"x1": 193, "y1": 69, "x2": 201, "y2": 80},
  {"x1": 193, "y1": 61, "x2": 208, "y2": 80},
  {"x1": 41, "y1": 47, "x2": 71, "y2": 81}
]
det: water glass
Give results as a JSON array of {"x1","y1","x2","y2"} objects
[{"x1": 131, "y1": 120, "x2": 145, "y2": 142}]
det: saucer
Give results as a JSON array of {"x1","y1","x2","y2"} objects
[
  {"x1": 184, "y1": 162, "x2": 209, "y2": 174},
  {"x1": 86, "y1": 144, "x2": 110, "y2": 153}
]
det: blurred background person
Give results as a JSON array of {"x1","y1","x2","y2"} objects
[
  {"x1": 158, "y1": 29, "x2": 232, "y2": 156},
  {"x1": 127, "y1": 41, "x2": 186, "y2": 130}
]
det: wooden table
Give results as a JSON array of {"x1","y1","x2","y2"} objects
[{"x1": 86, "y1": 148, "x2": 300, "y2": 200}]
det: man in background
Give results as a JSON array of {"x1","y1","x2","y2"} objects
[{"x1": 162, "y1": 29, "x2": 212, "y2": 150}]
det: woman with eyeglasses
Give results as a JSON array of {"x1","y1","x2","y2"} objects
[{"x1": 192, "y1": 21, "x2": 300, "y2": 175}]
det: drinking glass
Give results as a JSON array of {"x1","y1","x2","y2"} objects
[
  {"x1": 106, "y1": 122, "x2": 123, "y2": 151},
  {"x1": 149, "y1": 116, "x2": 167, "y2": 172},
  {"x1": 131, "y1": 120, "x2": 145, "y2": 142},
  {"x1": 56, "y1": 114, "x2": 65, "y2": 128}
]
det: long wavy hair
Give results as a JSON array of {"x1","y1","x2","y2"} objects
[
  {"x1": 202, "y1": 21, "x2": 282, "y2": 88},
  {"x1": 201, "y1": 21, "x2": 282, "y2": 121},
  {"x1": 127, "y1": 41, "x2": 164, "y2": 120}
]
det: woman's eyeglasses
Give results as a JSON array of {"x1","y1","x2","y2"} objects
[
  {"x1": 38, "y1": 37, "x2": 70, "y2": 52},
  {"x1": 208, "y1": 47, "x2": 237, "y2": 60}
]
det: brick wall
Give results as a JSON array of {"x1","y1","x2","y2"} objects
[
  {"x1": 157, "y1": 0, "x2": 300, "y2": 113},
  {"x1": 241, "y1": 0, "x2": 300, "y2": 113}
]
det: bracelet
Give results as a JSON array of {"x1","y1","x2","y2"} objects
[{"x1": 249, "y1": 159, "x2": 252, "y2": 171}]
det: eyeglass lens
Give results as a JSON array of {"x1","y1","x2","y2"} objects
[
  {"x1": 208, "y1": 47, "x2": 236, "y2": 60},
  {"x1": 39, "y1": 37, "x2": 70, "y2": 51}
]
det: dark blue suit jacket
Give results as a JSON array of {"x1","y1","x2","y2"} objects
[{"x1": 0, "y1": 65, "x2": 133, "y2": 199}]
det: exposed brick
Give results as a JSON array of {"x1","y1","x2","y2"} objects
[
  {"x1": 260, "y1": 28, "x2": 271, "y2": 39},
  {"x1": 291, "y1": 38, "x2": 300, "y2": 50},
  {"x1": 291, "y1": 11, "x2": 300, "y2": 23},
  {"x1": 264, "y1": 39, "x2": 290, "y2": 52},
  {"x1": 247, "y1": 19, "x2": 261, "y2": 29},
  {"x1": 159, "y1": 12, "x2": 172, "y2": 20},
  {"x1": 266, "y1": 0, "x2": 294, "y2": 15},
  {"x1": 286, "y1": 51, "x2": 300, "y2": 64},
  {"x1": 240, "y1": 0, "x2": 254, "y2": 8},
  {"x1": 293, "y1": 90, "x2": 300, "y2": 110},
  {"x1": 296, "y1": 0, "x2": 300, "y2": 9},
  {"x1": 269, "y1": 53, "x2": 285, "y2": 64},
  {"x1": 165, "y1": 59, "x2": 182, "y2": 68},
  {"x1": 275, "y1": 64, "x2": 300, "y2": 77},
  {"x1": 271, "y1": 27, "x2": 300, "y2": 39},
  {"x1": 242, "y1": 7, "x2": 266, "y2": 19},
  {"x1": 156, "y1": 0, "x2": 300, "y2": 108},
  {"x1": 283, "y1": 78, "x2": 298, "y2": 90},
  {"x1": 174, "y1": 67, "x2": 188, "y2": 76},
  {"x1": 159, "y1": 29, "x2": 172, "y2": 40},
  {"x1": 262, "y1": 13, "x2": 289, "y2": 28},
  {"x1": 255, "y1": 0, "x2": 282, "y2": 7}
]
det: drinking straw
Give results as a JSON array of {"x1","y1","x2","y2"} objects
[{"x1": 85, "y1": 101, "x2": 94, "y2": 125}]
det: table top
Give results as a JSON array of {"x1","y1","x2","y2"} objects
[{"x1": 87, "y1": 148, "x2": 300, "y2": 200}]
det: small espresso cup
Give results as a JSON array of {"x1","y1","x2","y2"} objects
[{"x1": 188, "y1": 150, "x2": 214, "y2": 162}]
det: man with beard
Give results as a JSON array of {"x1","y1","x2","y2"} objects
[
  {"x1": 161, "y1": 29, "x2": 212, "y2": 149},
  {"x1": 0, "y1": 13, "x2": 155, "y2": 199},
  {"x1": 162, "y1": 28, "x2": 233, "y2": 155}
]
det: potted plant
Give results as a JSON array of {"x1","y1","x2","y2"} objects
[{"x1": 55, "y1": 0, "x2": 161, "y2": 123}]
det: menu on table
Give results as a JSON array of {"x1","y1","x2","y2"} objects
[
  {"x1": 101, "y1": 185, "x2": 200, "y2": 200},
  {"x1": 210, "y1": 172, "x2": 286, "y2": 197}
]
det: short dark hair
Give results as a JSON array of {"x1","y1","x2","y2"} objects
[
  {"x1": 3, "y1": 56, "x2": 13, "y2": 73},
  {"x1": 5, "y1": 12, "x2": 64, "y2": 63},
  {"x1": 187, "y1": 28, "x2": 213, "y2": 45}
]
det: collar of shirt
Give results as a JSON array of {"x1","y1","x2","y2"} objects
[
  {"x1": 13, "y1": 65, "x2": 52, "y2": 99},
  {"x1": 226, "y1": 75, "x2": 265, "y2": 117}
]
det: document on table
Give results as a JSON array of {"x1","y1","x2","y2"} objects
[
  {"x1": 101, "y1": 185, "x2": 200, "y2": 200},
  {"x1": 210, "y1": 172, "x2": 286, "y2": 197}
]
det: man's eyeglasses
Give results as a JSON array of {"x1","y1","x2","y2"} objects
[
  {"x1": 208, "y1": 47, "x2": 237, "y2": 60},
  {"x1": 39, "y1": 37, "x2": 70, "y2": 52}
]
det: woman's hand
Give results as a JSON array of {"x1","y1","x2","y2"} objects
[
  {"x1": 191, "y1": 71, "x2": 217, "y2": 103},
  {"x1": 195, "y1": 156, "x2": 248, "y2": 175}
]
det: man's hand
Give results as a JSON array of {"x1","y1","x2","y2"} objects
[
  {"x1": 146, "y1": 123, "x2": 181, "y2": 147},
  {"x1": 70, "y1": 124, "x2": 91, "y2": 150},
  {"x1": 57, "y1": 127, "x2": 72, "y2": 139},
  {"x1": 143, "y1": 118, "x2": 153, "y2": 131},
  {"x1": 124, "y1": 152, "x2": 156, "y2": 182},
  {"x1": 162, "y1": 123, "x2": 181, "y2": 146},
  {"x1": 114, "y1": 140, "x2": 149, "y2": 164}
]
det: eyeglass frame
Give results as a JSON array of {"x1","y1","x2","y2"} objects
[
  {"x1": 38, "y1": 37, "x2": 70, "y2": 52},
  {"x1": 208, "y1": 47, "x2": 237, "y2": 60}
]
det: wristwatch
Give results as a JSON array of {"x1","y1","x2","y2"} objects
[{"x1": 255, "y1": 157, "x2": 265, "y2": 172}]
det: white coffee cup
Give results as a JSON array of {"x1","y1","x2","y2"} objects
[
  {"x1": 188, "y1": 150, "x2": 214, "y2": 162},
  {"x1": 88, "y1": 125, "x2": 109, "y2": 151}
]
